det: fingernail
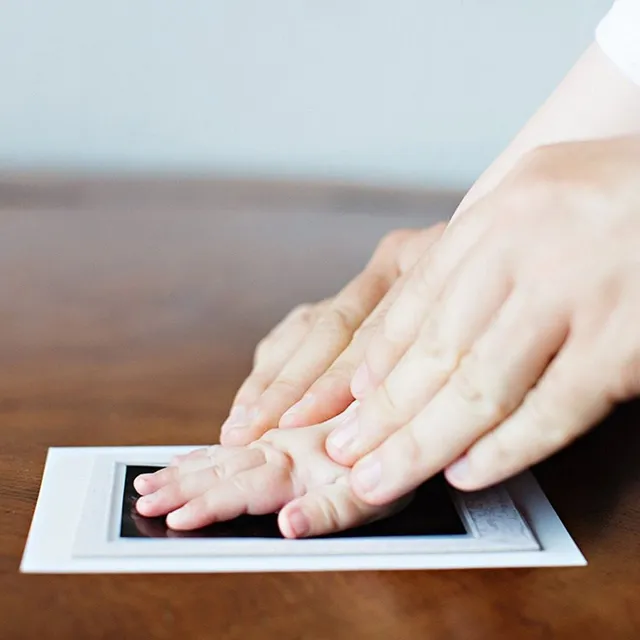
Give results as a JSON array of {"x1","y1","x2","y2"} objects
[
  {"x1": 327, "y1": 411, "x2": 359, "y2": 451},
  {"x1": 221, "y1": 405, "x2": 251, "y2": 433},
  {"x1": 333, "y1": 400, "x2": 358, "y2": 424},
  {"x1": 280, "y1": 394, "x2": 314, "y2": 427},
  {"x1": 133, "y1": 474, "x2": 151, "y2": 494},
  {"x1": 446, "y1": 455, "x2": 470, "y2": 482},
  {"x1": 353, "y1": 456, "x2": 382, "y2": 494},
  {"x1": 166, "y1": 506, "x2": 190, "y2": 528},
  {"x1": 351, "y1": 364, "x2": 371, "y2": 397},
  {"x1": 136, "y1": 493, "x2": 156, "y2": 508},
  {"x1": 286, "y1": 508, "x2": 310, "y2": 537}
]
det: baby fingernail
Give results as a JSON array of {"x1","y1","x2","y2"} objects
[
  {"x1": 136, "y1": 493, "x2": 156, "y2": 510},
  {"x1": 280, "y1": 394, "x2": 314, "y2": 427},
  {"x1": 350, "y1": 364, "x2": 371, "y2": 397},
  {"x1": 327, "y1": 413, "x2": 359, "y2": 451},
  {"x1": 446, "y1": 455, "x2": 470, "y2": 482},
  {"x1": 221, "y1": 405, "x2": 251, "y2": 432},
  {"x1": 353, "y1": 456, "x2": 382, "y2": 494},
  {"x1": 287, "y1": 508, "x2": 310, "y2": 537},
  {"x1": 166, "y1": 507, "x2": 188, "y2": 528},
  {"x1": 133, "y1": 475, "x2": 152, "y2": 493}
]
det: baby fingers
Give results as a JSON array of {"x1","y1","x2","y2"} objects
[
  {"x1": 134, "y1": 447, "x2": 267, "y2": 518},
  {"x1": 277, "y1": 480, "x2": 400, "y2": 539},
  {"x1": 166, "y1": 464, "x2": 295, "y2": 530}
]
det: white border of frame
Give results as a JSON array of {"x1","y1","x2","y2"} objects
[{"x1": 20, "y1": 446, "x2": 587, "y2": 573}]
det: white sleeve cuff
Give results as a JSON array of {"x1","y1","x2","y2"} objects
[{"x1": 596, "y1": 0, "x2": 640, "y2": 85}]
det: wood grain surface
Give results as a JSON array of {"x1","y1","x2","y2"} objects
[{"x1": 0, "y1": 175, "x2": 638, "y2": 640}]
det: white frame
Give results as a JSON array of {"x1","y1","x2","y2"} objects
[{"x1": 20, "y1": 446, "x2": 586, "y2": 573}]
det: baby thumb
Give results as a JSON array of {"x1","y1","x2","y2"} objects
[{"x1": 277, "y1": 480, "x2": 399, "y2": 539}]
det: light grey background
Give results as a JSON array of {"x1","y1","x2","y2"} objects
[{"x1": 0, "y1": 1, "x2": 611, "y2": 188}]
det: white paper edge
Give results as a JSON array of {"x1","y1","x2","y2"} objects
[{"x1": 20, "y1": 446, "x2": 586, "y2": 573}]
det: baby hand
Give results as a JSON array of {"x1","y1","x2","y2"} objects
[{"x1": 134, "y1": 412, "x2": 400, "y2": 538}]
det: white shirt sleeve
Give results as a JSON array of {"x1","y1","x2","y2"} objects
[{"x1": 596, "y1": 0, "x2": 640, "y2": 85}]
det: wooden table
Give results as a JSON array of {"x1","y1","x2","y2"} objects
[{"x1": 0, "y1": 175, "x2": 638, "y2": 639}]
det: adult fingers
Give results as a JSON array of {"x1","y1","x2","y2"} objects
[
  {"x1": 221, "y1": 232, "x2": 413, "y2": 445},
  {"x1": 327, "y1": 245, "x2": 513, "y2": 466},
  {"x1": 221, "y1": 271, "x2": 388, "y2": 444},
  {"x1": 279, "y1": 225, "x2": 447, "y2": 429},
  {"x1": 347, "y1": 290, "x2": 569, "y2": 505},
  {"x1": 351, "y1": 200, "x2": 500, "y2": 399},
  {"x1": 217, "y1": 303, "x2": 325, "y2": 446},
  {"x1": 445, "y1": 336, "x2": 613, "y2": 491},
  {"x1": 396, "y1": 223, "x2": 447, "y2": 273},
  {"x1": 278, "y1": 276, "x2": 406, "y2": 429},
  {"x1": 230, "y1": 302, "x2": 327, "y2": 411}
]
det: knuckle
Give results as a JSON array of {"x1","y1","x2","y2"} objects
[
  {"x1": 317, "y1": 305, "x2": 358, "y2": 338},
  {"x1": 413, "y1": 253, "x2": 436, "y2": 290},
  {"x1": 518, "y1": 144, "x2": 549, "y2": 171},
  {"x1": 517, "y1": 144, "x2": 556, "y2": 181},
  {"x1": 377, "y1": 229, "x2": 412, "y2": 255},
  {"x1": 268, "y1": 448, "x2": 294, "y2": 473},
  {"x1": 375, "y1": 380, "x2": 401, "y2": 416},
  {"x1": 322, "y1": 360, "x2": 355, "y2": 386},
  {"x1": 449, "y1": 357, "x2": 505, "y2": 422},
  {"x1": 205, "y1": 464, "x2": 225, "y2": 482},
  {"x1": 427, "y1": 221, "x2": 447, "y2": 238},
  {"x1": 413, "y1": 335, "x2": 457, "y2": 378},
  {"x1": 267, "y1": 376, "x2": 300, "y2": 399},
  {"x1": 206, "y1": 445, "x2": 224, "y2": 458},
  {"x1": 507, "y1": 147, "x2": 567, "y2": 207},
  {"x1": 229, "y1": 474, "x2": 251, "y2": 496},
  {"x1": 402, "y1": 258, "x2": 443, "y2": 310},
  {"x1": 313, "y1": 494, "x2": 343, "y2": 532},
  {"x1": 362, "y1": 270, "x2": 394, "y2": 301},
  {"x1": 252, "y1": 440, "x2": 293, "y2": 473},
  {"x1": 395, "y1": 426, "x2": 425, "y2": 471},
  {"x1": 383, "y1": 295, "x2": 426, "y2": 346},
  {"x1": 288, "y1": 303, "x2": 317, "y2": 325},
  {"x1": 449, "y1": 364, "x2": 484, "y2": 405},
  {"x1": 398, "y1": 225, "x2": 445, "y2": 272},
  {"x1": 245, "y1": 370, "x2": 270, "y2": 391}
]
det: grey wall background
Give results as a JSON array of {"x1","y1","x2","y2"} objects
[{"x1": 0, "y1": 1, "x2": 612, "y2": 189}]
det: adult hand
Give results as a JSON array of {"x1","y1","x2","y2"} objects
[
  {"x1": 219, "y1": 223, "x2": 445, "y2": 446},
  {"x1": 325, "y1": 135, "x2": 640, "y2": 504}
]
